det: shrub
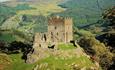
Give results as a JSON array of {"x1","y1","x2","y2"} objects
[{"x1": 78, "y1": 36, "x2": 113, "y2": 70}]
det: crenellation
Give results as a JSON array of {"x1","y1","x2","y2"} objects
[{"x1": 48, "y1": 16, "x2": 64, "y2": 25}]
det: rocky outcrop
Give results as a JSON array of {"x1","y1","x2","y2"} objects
[
  {"x1": 27, "y1": 43, "x2": 88, "y2": 64},
  {"x1": 26, "y1": 47, "x2": 50, "y2": 64}
]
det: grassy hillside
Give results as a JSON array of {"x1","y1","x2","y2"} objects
[
  {"x1": 53, "y1": 0, "x2": 115, "y2": 27},
  {"x1": 0, "y1": 3, "x2": 34, "y2": 26},
  {"x1": 2, "y1": 0, "x2": 66, "y2": 16},
  {"x1": 9, "y1": 54, "x2": 35, "y2": 70},
  {"x1": 0, "y1": 44, "x2": 98, "y2": 70},
  {"x1": 16, "y1": 1, "x2": 65, "y2": 16},
  {"x1": 0, "y1": 31, "x2": 16, "y2": 42},
  {"x1": 0, "y1": 4, "x2": 16, "y2": 25},
  {"x1": 26, "y1": 43, "x2": 99, "y2": 70},
  {"x1": 0, "y1": 0, "x2": 66, "y2": 42},
  {"x1": 0, "y1": 54, "x2": 12, "y2": 70}
]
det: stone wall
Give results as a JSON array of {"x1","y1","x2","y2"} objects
[
  {"x1": 26, "y1": 16, "x2": 73, "y2": 63},
  {"x1": 33, "y1": 16, "x2": 73, "y2": 48},
  {"x1": 33, "y1": 33, "x2": 48, "y2": 49},
  {"x1": 48, "y1": 17, "x2": 65, "y2": 43},
  {"x1": 64, "y1": 17, "x2": 73, "y2": 43}
]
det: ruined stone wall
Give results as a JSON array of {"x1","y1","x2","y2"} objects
[
  {"x1": 33, "y1": 16, "x2": 73, "y2": 48},
  {"x1": 27, "y1": 16, "x2": 73, "y2": 63},
  {"x1": 33, "y1": 33, "x2": 48, "y2": 49}
]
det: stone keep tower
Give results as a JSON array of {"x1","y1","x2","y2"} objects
[
  {"x1": 33, "y1": 16, "x2": 73, "y2": 49},
  {"x1": 64, "y1": 17, "x2": 73, "y2": 43},
  {"x1": 48, "y1": 16, "x2": 73, "y2": 43}
]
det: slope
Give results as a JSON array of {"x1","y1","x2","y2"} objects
[{"x1": 54, "y1": 0, "x2": 115, "y2": 27}]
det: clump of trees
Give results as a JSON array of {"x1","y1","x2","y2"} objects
[
  {"x1": 102, "y1": 6, "x2": 115, "y2": 26},
  {"x1": 0, "y1": 41, "x2": 32, "y2": 53},
  {"x1": 0, "y1": 41, "x2": 33, "y2": 61},
  {"x1": 78, "y1": 36, "x2": 113, "y2": 70}
]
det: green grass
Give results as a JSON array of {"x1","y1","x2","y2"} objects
[
  {"x1": 0, "y1": 43, "x2": 96, "y2": 70},
  {"x1": 37, "y1": 56, "x2": 95, "y2": 70},
  {"x1": 0, "y1": 31, "x2": 30, "y2": 43},
  {"x1": 0, "y1": 54, "x2": 12, "y2": 70},
  {"x1": 0, "y1": 32, "x2": 16, "y2": 42},
  {"x1": 34, "y1": 43, "x2": 95, "y2": 70},
  {"x1": 58, "y1": 43, "x2": 76, "y2": 50},
  {"x1": 77, "y1": 29, "x2": 95, "y2": 37},
  {"x1": 17, "y1": 2, "x2": 65, "y2": 16},
  {"x1": 8, "y1": 54, "x2": 36, "y2": 70}
]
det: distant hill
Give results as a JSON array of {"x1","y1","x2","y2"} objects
[
  {"x1": 1, "y1": 0, "x2": 67, "y2": 6},
  {"x1": 53, "y1": 0, "x2": 115, "y2": 27},
  {"x1": 0, "y1": 3, "x2": 34, "y2": 26},
  {"x1": 0, "y1": 0, "x2": 114, "y2": 42},
  {"x1": 0, "y1": 4, "x2": 16, "y2": 25},
  {"x1": 0, "y1": 0, "x2": 65, "y2": 42}
]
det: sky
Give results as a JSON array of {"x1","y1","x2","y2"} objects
[{"x1": 0, "y1": 0, "x2": 10, "y2": 2}]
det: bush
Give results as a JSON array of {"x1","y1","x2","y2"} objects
[{"x1": 78, "y1": 36, "x2": 113, "y2": 70}]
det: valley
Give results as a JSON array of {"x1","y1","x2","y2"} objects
[{"x1": 0, "y1": 0, "x2": 115, "y2": 70}]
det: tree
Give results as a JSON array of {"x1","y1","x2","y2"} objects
[
  {"x1": 78, "y1": 36, "x2": 113, "y2": 70},
  {"x1": 102, "y1": 6, "x2": 115, "y2": 26}
]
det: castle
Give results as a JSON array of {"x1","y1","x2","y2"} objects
[
  {"x1": 27, "y1": 16, "x2": 73, "y2": 63},
  {"x1": 33, "y1": 16, "x2": 73, "y2": 48}
]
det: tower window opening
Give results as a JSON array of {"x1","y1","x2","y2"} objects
[
  {"x1": 51, "y1": 32, "x2": 53, "y2": 38},
  {"x1": 39, "y1": 44, "x2": 41, "y2": 47},
  {"x1": 57, "y1": 32, "x2": 58, "y2": 35},
  {"x1": 44, "y1": 34, "x2": 47, "y2": 41},
  {"x1": 55, "y1": 26, "x2": 57, "y2": 29}
]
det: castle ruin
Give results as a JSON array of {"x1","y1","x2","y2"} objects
[
  {"x1": 27, "y1": 16, "x2": 73, "y2": 63},
  {"x1": 33, "y1": 16, "x2": 73, "y2": 49}
]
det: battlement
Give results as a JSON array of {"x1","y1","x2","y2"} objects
[
  {"x1": 48, "y1": 16, "x2": 64, "y2": 25},
  {"x1": 48, "y1": 16, "x2": 72, "y2": 25},
  {"x1": 64, "y1": 17, "x2": 72, "y2": 20},
  {"x1": 64, "y1": 17, "x2": 73, "y2": 25}
]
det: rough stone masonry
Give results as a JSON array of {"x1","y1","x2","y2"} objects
[{"x1": 26, "y1": 16, "x2": 73, "y2": 63}]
